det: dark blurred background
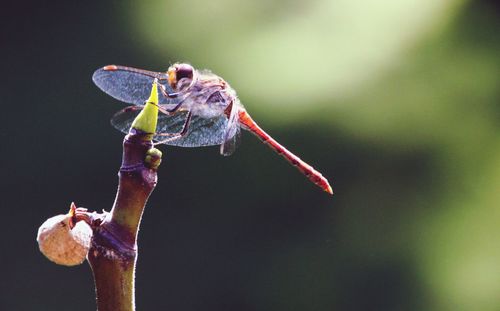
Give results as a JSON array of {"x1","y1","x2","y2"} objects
[{"x1": 1, "y1": 0, "x2": 499, "y2": 310}]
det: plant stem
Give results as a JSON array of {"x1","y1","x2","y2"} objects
[
  {"x1": 88, "y1": 130, "x2": 157, "y2": 311},
  {"x1": 87, "y1": 82, "x2": 160, "y2": 311},
  {"x1": 87, "y1": 131, "x2": 157, "y2": 311}
]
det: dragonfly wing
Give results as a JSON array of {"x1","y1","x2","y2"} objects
[
  {"x1": 156, "y1": 112, "x2": 228, "y2": 147},
  {"x1": 111, "y1": 106, "x2": 229, "y2": 147},
  {"x1": 220, "y1": 127, "x2": 241, "y2": 156},
  {"x1": 92, "y1": 65, "x2": 178, "y2": 106},
  {"x1": 220, "y1": 101, "x2": 241, "y2": 156},
  {"x1": 111, "y1": 105, "x2": 143, "y2": 134}
]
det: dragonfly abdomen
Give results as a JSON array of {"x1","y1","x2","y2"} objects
[{"x1": 238, "y1": 110, "x2": 333, "y2": 194}]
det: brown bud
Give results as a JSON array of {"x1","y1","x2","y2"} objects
[{"x1": 37, "y1": 210, "x2": 93, "y2": 266}]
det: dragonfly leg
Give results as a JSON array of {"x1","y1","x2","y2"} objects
[
  {"x1": 156, "y1": 101, "x2": 186, "y2": 116},
  {"x1": 166, "y1": 100, "x2": 186, "y2": 113},
  {"x1": 153, "y1": 111, "x2": 193, "y2": 145},
  {"x1": 155, "y1": 82, "x2": 186, "y2": 114},
  {"x1": 158, "y1": 83, "x2": 180, "y2": 99}
]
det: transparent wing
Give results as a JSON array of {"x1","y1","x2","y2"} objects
[
  {"x1": 157, "y1": 112, "x2": 230, "y2": 147},
  {"x1": 220, "y1": 126, "x2": 241, "y2": 156},
  {"x1": 111, "y1": 106, "x2": 232, "y2": 147},
  {"x1": 220, "y1": 101, "x2": 242, "y2": 156},
  {"x1": 92, "y1": 65, "x2": 179, "y2": 106}
]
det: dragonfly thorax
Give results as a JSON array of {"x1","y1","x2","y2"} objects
[{"x1": 187, "y1": 89, "x2": 232, "y2": 119}]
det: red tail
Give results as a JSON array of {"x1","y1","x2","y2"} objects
[{"x1": 238, "y1": 110, "x2": 333, "y2": 195}]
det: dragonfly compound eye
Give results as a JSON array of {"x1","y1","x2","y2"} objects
[
  {"x1": 176, "y1": 64, "x2": 194, "y2": 82},
  {"x1": 168, "y1": 63, "x2": 194, "y2": 89}
]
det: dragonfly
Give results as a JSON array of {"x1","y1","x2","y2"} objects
[{"x1": 92, "y1": 63, "x2": 333, "y2": 194}]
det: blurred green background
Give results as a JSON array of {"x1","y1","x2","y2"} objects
[{"x1": 1, "y1": 0, "x2": 499, "y2": 310}]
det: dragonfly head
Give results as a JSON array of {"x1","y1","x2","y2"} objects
[{"x1": 167, "y1": 63, "x2": 195, "y2": 91}]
